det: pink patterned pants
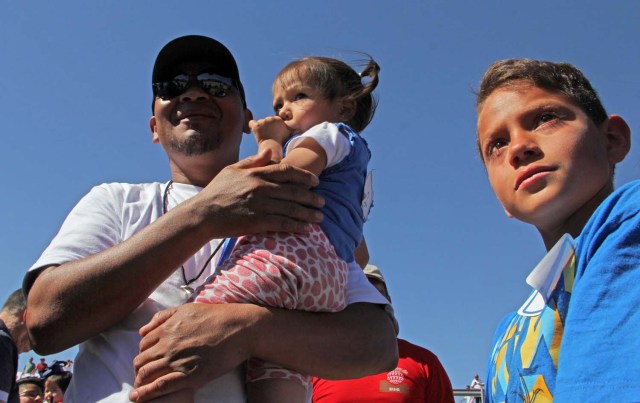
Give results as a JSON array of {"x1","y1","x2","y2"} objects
[{"x1": 194, "y1": 224, "x2": 348, "y2": 387}]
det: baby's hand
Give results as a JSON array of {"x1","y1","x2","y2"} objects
[{"x1": 249, "y1": 116, "x2": 293, "y2": 145}]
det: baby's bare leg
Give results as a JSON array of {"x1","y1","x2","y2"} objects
[
  {"x1": 248, "y1": 378, "x2": 307, "y2": 403},
  {"x1": 147, "y1": 389, "x2": 194, "y2": 403}
]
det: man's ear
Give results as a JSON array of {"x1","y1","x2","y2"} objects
[
  {"x1": 149, "y1": 116, "x2": 159, "y2": 143},
  {"x1": 243, "y1": 108, "x2": 254, "y2": 134},
  {"x1": 603, "y1": 115, "x2": 631, "y2": 164}
]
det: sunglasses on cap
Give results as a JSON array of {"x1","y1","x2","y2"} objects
[{"x1": 152, "y1": 72, "x2": 239, "y2": 101}]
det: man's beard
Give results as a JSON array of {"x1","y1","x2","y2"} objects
[{"x1": 169, "y1": 132, "x2": 220, "y2": 156}]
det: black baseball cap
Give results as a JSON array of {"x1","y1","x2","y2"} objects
[{"x1": 152, "y1": 35, "x2": 246, "y2": 107}]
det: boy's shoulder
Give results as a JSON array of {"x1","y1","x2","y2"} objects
[
  {"x1": 581, "y1": 179, "x2": 640, "y2": 236},
  {"x1": 576, "y1": 179, "x2": 640, "y2": 270}
]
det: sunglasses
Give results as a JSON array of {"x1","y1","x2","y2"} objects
[{"x1": 152, "y1": 73, "x2": 237, "y2": 101}]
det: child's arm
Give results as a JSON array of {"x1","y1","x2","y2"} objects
[
  {"x1": 249, "y1": 117, "x2": 292, "y2": 164},
  {"x1": 249, "y1": 117, "x2": 328, "y2": 176}
]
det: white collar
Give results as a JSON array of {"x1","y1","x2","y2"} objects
[{"x1": 517, "y1": 234, "x2": 576, "y2": 316}]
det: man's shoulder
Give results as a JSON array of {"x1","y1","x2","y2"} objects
[
  {"x1": 85, "y1": 182, "x2": 164, "y2": 203},
  {"x1": 0, "y1": 321, "x2": 16, "y2": 368},
  {"x1": 93, "y1": 181, "x2": 163, "y2": 193},
  {"x1": 397, "y1": 338, "x2": 441, "y2": 362},
  {"x1": 0, "y1": 320, "x2": 11, "y2": 341}
]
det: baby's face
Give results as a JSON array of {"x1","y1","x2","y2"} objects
[
  {"x1": 272, "y1": 80, "x2": 342, "y2": 135},
  {"x1": 477, "y1": 82, "x2": 613, "y2": 231},
  {"x1": 44, "y1": 378, "x2": 64, "y2": 403}
]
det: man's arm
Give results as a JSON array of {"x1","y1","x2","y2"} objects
[
  {"x1": 130, "y1": 302, "x2": 398, "y2": 402},
  {"x1": 25, "y1": 151, "x2": 324, "y2": 354}
]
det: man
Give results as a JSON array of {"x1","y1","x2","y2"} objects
[
  {"x1": 1, "y1": 290, "x2": 31, "y2": 403},
  {"x1": 20, "y1": 358, "x2": 35, "y2": 379},
  {"x1": 469, "y1": 374, "x2": 484, "y2": 391},
  {"x1": 312, "y1": 265, "x2": 454, "y2": 402},
  {"x1": 24, "y1": 35, "x2": 397, "y2": 402},
  {"x1": 33, "y1": 360, "x2": 47, "y2": 379}
]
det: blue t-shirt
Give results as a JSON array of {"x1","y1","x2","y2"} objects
[
  {"x1": 285, "y1": 122, "x2": 371, "y2": 262},
  {"x1": 486, "y1": 180, "x2": 640, "y2": 402}
]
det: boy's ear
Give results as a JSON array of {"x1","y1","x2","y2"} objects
[
  {"x1": 149, "y1": 116, "x2": 159, "y2": 143},
  {"x1": 603, "y1": 115, "x2": 631, "y2": 164},
  {"x1": 243, "y1": 108, "x2": 254, "y2": 134}
]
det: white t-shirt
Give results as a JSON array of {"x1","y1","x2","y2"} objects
[
  {"x1": 27, "y1": 182, "x2": 390, "y2": 402},
  {"x1": 470, "y1": 378, "x2": 484, "y2": 389},
  {"x1": 285, "y1": 121, "x2": 351, "y2": 168}
]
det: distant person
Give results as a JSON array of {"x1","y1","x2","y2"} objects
[
  {"x1": 468, "y1": 374, "x2": 484, "y2": 403},
  {"x1": 43, "y1": 372, "x2": 72, "y2": 403},
  {"x1": 1, "y1": 289, "x2": 31, "y2": 403},
  {"x1": 475, "y1": 59, "x2": 635, "y2": 401},
  {"x1": 469, "y1": 374, "x2": 483, "y2": 391},
  {"x1": 16, "y1": 377, "x2": 43, "y2": 403},
  {"x1": 312, "y1": 265, "x2": 455, "y2": 402},
  {"x1": 33, "y1": 361, "x2": 47, "y2": 379},
  {"x1": 460, "y1": 385, "x2": 473, "y2": 403},
  {"x1": 21, "y1": 359, "x2": 35, "y2": 378},
  {"x1": 41, "y1": 361, "x2": 66, "y2": 379},
  {"x1": 24, "y1": 34, "x2": 397, "y2": 402}
]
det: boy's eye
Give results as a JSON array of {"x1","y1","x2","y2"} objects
[
  {"x1": 487, "y1": 139, "x2": 508, "y2": 156},
  {"x1": 273, "y1": 103, "x2": 282, "y2": 114},
  {"x1": 294, "y1": 93, "x2": 308, "y2": 101},
  {"x1": 535, "y1": 112, "x2": 559, "y2": 127}
]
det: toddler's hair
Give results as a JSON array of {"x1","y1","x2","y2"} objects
[
  {"x1": 274, "y1": 55, "x2": 380, "y2": 132},
  {"x1": 476, "y1": 59, "x2": 608, "y2": 126},
  {"x1": 46, "y1": 372, "x2": 73, "y2": 393}
]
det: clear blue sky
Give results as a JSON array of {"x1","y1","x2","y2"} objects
[{"x1": 2, "y1": 1, "x2": 639, "y2": 390}]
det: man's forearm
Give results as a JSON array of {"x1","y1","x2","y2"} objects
[
  {"x1": 26, "y1": 200, "x2": 214, "y2": 354},
  {"x1": 251, "y1": 302, "x2": 398, "y2": 379}
]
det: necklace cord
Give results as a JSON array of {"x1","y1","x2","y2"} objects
[{"x1": 163, "y1": 180, "x2": 223, "y2": 287}]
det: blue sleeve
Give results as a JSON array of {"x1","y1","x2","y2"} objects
[{"x1": 555, "y1": 181, "x2": 640, "y2": 401}]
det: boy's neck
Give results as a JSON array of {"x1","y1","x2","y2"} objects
[{"x1": 538, "y1": 181, "x2": 614, "y2": 250}]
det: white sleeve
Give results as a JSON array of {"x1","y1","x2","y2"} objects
[
  {"x1": 26, "y1": 184, "x2": 123, "y2": 279},
  {"x1": 285, "y1": 122, "x2": 351, "y2": 168},
  {"x1": 345, "y1": 260, "x2": 399, "y2": 333}
]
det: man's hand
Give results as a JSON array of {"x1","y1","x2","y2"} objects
[
  {"x1": 191, "y1": 149, "x2": 325, "y2": 238},
  {"x1": 130, "y1": 302, "x2": 398, "y2": 402},
  {"x1": 130, "y1": 303, "x2": 261, "y2": 402}
]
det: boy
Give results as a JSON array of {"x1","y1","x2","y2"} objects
[{"x1": 476, "y1": 59, "x2": 636, "y2": 402}]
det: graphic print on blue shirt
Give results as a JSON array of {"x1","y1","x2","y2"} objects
[{"x1": 486, "y1": 240, "x2": 575, "y2": 403}]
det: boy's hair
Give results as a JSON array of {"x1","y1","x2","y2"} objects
[
  {"x1": 46, "y1": 372, "x2": 73, "y2": 393},
  {"x1": 17, "y1": 376, "x2": 44, "y2": 389},
  {"x1": 274, "y1": 55, "x2": 380, "y2": 133},
  {"x1": 1, "y1": 289, "x2": 26, "y2": 316},
  {"x1": 476, "y1": 59, "x2": 608, "y2": 126}
]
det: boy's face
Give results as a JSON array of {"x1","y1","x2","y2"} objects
[{"x1": 477, "y1": 83, "x2": 615, "y2": 232}]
